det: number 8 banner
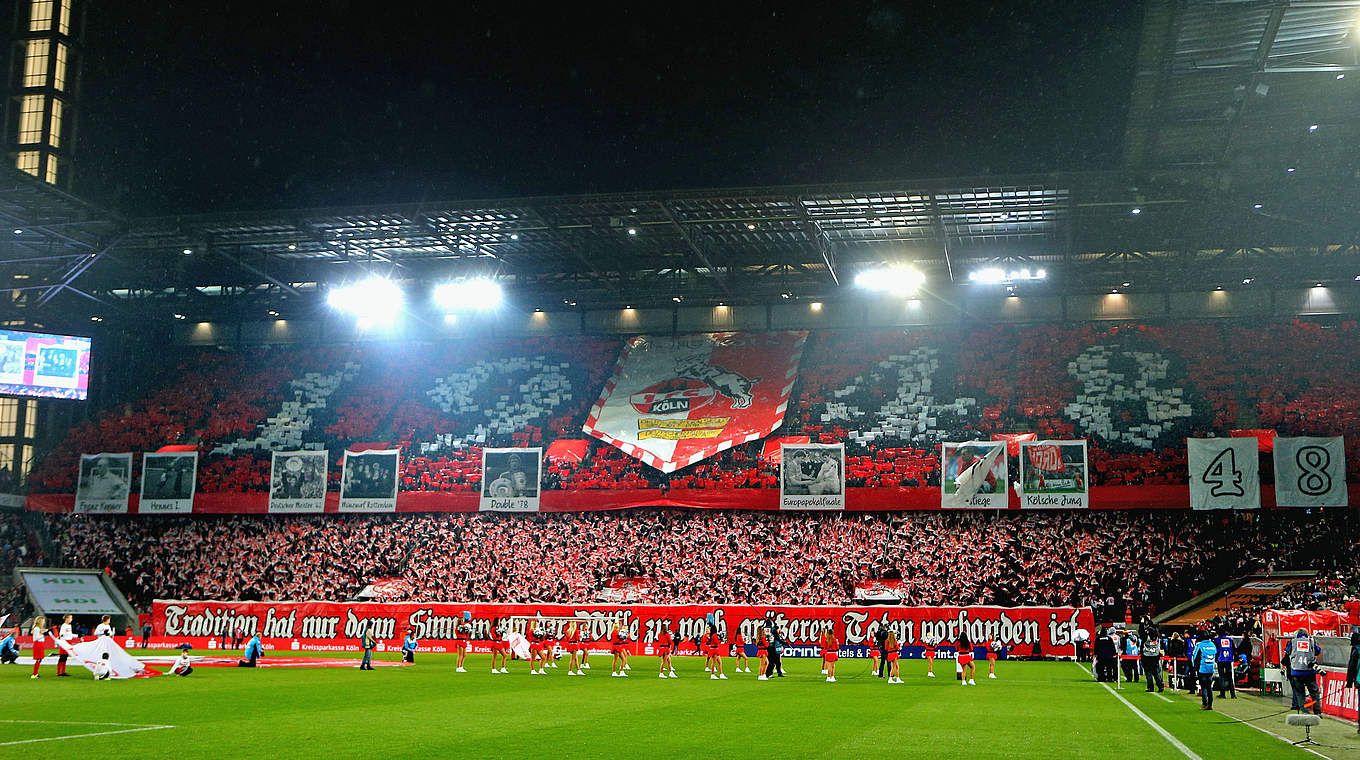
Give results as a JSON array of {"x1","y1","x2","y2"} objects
[
  {"x1": 1273, "y1": 436, "x2": 1347, "y2": 507},
  {"x1": 1187, "y1": 438, "x2": 1259, "y2": 510}
]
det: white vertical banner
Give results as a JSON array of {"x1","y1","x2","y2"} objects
[
  {"x1": 1273, "y1": 436, "x2": 1347, "y2": 507},
  {"x1": 268, "y1": 450, "x2": 329, "y2": 513},
  {"x1": 339, "y1": 449, "x2": 399, "y2": 512},
  {"x1": 1187, "y1": 438, "x2": 1259, "y2": 510},
  {"x1": 1018, "y1": 440, "x2": 1090, "y2": 509},
  {"x1": 941, "y1": 441, "x2": 1008, "y2": 508},
  {"x1": 74, "y1": 453, "x2": 132, "y2": 514},
  {"x1": 480, "y1": 448, "x2": 542, "y2": 512},
  {"x1": 138, "y1": 451, "x2": 198, "y2": 514},
  {"x1": 779, "y1": 443, "x2": 845, "y2": 510}
]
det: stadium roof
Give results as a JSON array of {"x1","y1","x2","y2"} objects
[
  {"x1": 1124, "y1": 0, "x2": 1360, "y2": 193},
  {"x1": 0, "y1": 165, "x2": 1355, "y2": 328},
  {"x1": 0, "y1": 0, "x2": 1355, "y2": 328}
]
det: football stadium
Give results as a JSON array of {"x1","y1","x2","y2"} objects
[{"x1": 0, "y1": 1, "x2": 1358, "y2": 758}]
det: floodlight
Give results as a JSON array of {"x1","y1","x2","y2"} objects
[
  {"x1": 433, "y1": 277, "x2": 503, "y2": 311},
  {"x1": 855, "y1": 266, "x2": 925, "y2": 295},
  {"x1": 328, "y1": 277, "x2": 406, "y2": 323}
]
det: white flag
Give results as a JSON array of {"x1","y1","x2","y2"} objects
[
  {"x1": 1187, "y1": 438, "x2": 1259, "y2": 509},
  {"x1": 1273, "y1": 436, "x2": 1347, "y2": 507}
]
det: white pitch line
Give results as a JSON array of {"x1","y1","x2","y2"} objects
[
  {"x1": 1153, "y1": 692, "x2": 1174, "y2": 703},
  {"x1": 1077, "y1": 663, "x2": 1203, "y2": 760},
  {"x1": 0, "y1": 720, "x2": 174, "y2": 747}
]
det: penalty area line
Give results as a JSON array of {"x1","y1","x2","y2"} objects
[{"x1": 1076, "y1": 663, "x2": 1203, "y2": 760}]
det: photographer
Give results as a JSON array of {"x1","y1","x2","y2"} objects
[{"x1": 763, "y1": 622, "x2": 785, "y2": 678}]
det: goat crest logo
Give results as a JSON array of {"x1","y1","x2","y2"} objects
[{"x1": 676, "y1": 359, "x2": 760, "y2": 409}]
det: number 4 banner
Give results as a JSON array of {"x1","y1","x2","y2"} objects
[
  {"x1": 1273, "y1": 436, "x2": 1347, "y2": 507},
  {"x1": 1187, "y1": 438, "x2": 1259, "y2": 510}
]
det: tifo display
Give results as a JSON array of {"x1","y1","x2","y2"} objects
[{"x1": 20, "y1": 323, "x2": 1360, "y2": 514}]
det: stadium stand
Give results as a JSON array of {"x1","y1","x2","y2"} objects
[{"x1": 49, "y1": 509, "x2": 1359, "y2": 617}]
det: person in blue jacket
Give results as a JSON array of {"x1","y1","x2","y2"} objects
[
  {"x1": 1215, "y1": 632, "x2": 1236, "y2": 699},
  {"x1": 1190, "y1": 632, "x2": 1219, "y2": 710},
  {"x1": 0, "y1": 627, "x2": 19, "y2": 664},
  {"x1": 237, "y1": 633, "x2": 264, "y2": 668},
  {"x1": 401, "y1": 629, "x2": 418, "y2": 664}
]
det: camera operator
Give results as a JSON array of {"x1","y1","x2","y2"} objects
[
  {"x1": 763, "y1": 622, "x2": 785, "y2": 678},
  {"x1": 1139, "y1": 619, "x2": 1164, "y2": 693},
  {"x1": 1284, "y1": 628, "x2": 1323, "y2": 715}
]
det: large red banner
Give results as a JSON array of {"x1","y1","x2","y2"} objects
[
  {"x1": 152, "y1": 600, "x2": 1092, "y2": 658},
  {"x1": 583, "y1": 332, "x2": 807, "y2": 473}
]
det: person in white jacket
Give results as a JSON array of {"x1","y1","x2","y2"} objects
[
  {"x1": 170, "y1": 645, "x2": 193, "y2": 677},
  {"x1": 56, "y1": 614, "x2": 75, "y2": 677},
  {"x1": 92, "y1": 653, "x2": 111, "y2": 680}
]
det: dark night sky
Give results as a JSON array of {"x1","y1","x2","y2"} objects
[{"x1": 69, "y1": 1, "x2": 1143, "y2": 216}]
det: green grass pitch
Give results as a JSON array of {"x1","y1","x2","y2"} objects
[{"x1": 0, "y1": 653, "x2": 1345, "y2": 758}]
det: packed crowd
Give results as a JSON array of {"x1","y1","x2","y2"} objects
[
  {"x1": 47, "y1": 509, "x2": 1359, "y2": 616},
  {"x1": 26, "y1": 320, "x2": 1360, "y2": 498}
]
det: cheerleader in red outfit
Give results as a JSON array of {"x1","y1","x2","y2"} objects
[
  {"x1": 543, "y1": 627, "x2": 559, "y2": 670},
  {"x1": 705, "y1": 626, "x2": 727, "y2": 680},
  {"x1": 609, "y1": 622, "x2": 628, "y2": 677},
  {"x1": 885, "y1": 631, "x2": 902, "y2": 684},
  {"x1": 490, "y1": 618, "x2": 509, "y2": 674},
  {"x1": 987, "y1": 639, "x2": 1003, "y2": 679},
  {"x1": 528, "y1": 624, "x2": 547, "y2": 675},
  {"x1": 454, "y1": 622, "x2": 471, "y2": 673},
  {"x1": 733, "y1": 630, "x2": 750, "y2": 673},
  {"x1": 923, "y1": 634, "x2": 938, "y2": 678},
  {"x1": 657, "y1": 625, "x2": 674, "y2": 679},
  {"x1": 565, "y1": 622, "x2": 585, "y2": 676},
  {"x1": 756, "y1": 627, "x2": 769, "y2": 680},
  {"x1": 958, "y1": 631, "x2": 976, "y2": 686},
  {"x1": 822, "y1": 630, "x2": 839, "y2": 683}
]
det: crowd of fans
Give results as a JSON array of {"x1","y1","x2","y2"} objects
[{"x1": 48, "y1": 508, "x2": 1359, "y2": 617}]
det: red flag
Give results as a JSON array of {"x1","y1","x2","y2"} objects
[
  {"x1": 991, "y1": 432, "x2": 1037, "y2": 457},
  {"x1": 1026, "y1": 444, "x2": 1065, "y2": 472}
]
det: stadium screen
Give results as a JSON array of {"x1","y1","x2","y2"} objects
[{"x1": 0, "y1": 329, "x2": 91, "y2": 400}]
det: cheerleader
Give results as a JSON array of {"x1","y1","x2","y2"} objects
[
  {"x1": 453, "y1": 622, "x2": 471, "y2": 673},
  {"x1": 489, "y1": 618, "x2": 509, "y2": 674},
  {"x1": 822, "y1": 629, "x2": 839, "y2": 683},
  {"x1": 869, "y1": 638, "x2": 881, "y2": 678},
  {"x1": 923, "y1": 634, "x2": 937, "y2": 678},
  {"x1": 755, "y1": 626, "x2": 769, "y2": 681},
  {"x1": 987, "y1": 638, "x2": 1003, "y2": 679},
  {"x1": 958, "y1": 631, "x2": 976, "y2": 686},
  {"x1": 885, "y1": 631, "x2": 902, "y2": 684},
  {"x1": 29, "y1": 616, "x2": 48, "y2": 679},
  {"x1": 528, "y1": 623, "x2": 547, "y2": 675},
  {"x1": 706, "y1": 625, "x2": 728, "y2": 680},
  {"x1": 656, "y1": 623, "x2": 674, "y2": 679},
  {"x1": 609, "y1": 622, "x2": 628, "y2": 677},
  {"x1": 543, "y1": 626, "x2": 559, "y2": 670},
  {"x1": 733, "y1": 630, "x2": 750, "y2": 673},
  {"x1": 564, "y1": 622, "x2": 583, "y2": 676}
]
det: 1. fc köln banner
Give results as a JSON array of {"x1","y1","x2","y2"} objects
[{"x1": 583, "y1": 332, "x2": 807, "y2": 472}]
